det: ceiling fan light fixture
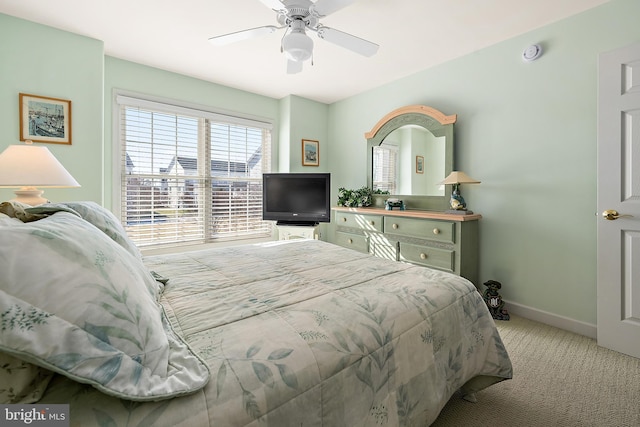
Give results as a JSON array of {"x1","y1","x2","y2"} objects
[
  {"x1": 209, "y1": 0, "x2": 378, "y2": 71},
  {"x1": 282, "y1": 31, "x2": 313, "y2": 62}
]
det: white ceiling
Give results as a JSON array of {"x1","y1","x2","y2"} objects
[{"x1": 1, "y1": 0, "x2": 610, "y2": 104}]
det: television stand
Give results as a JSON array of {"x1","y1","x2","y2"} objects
[
  {"x1": 276, "y1": 224, "x2": 319, "y2": 240},
  {"x1": 275, "y1": 221, "x2": 319, "y2": 227}
]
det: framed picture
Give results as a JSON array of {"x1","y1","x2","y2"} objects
[
  {"x1": 416, "y1": 155, "x2": 424, "y2": 174},
  {"x1": 302, "y1": 139, "x2": 319, "y2": 166},
  {"x1": 19, "y1": 93, "x2": 72, "y2": 145}
]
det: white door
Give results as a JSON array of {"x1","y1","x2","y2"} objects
[{"x1": 597, "y1": 42, "x2": 640, "y2": 359}]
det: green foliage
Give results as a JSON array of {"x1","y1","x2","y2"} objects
[
  {"x1": 337, "y1": 187, "x2": 389, "y2": 207},
  {"x1": 0, "y1": 305, "x2": 52, "y2": 332},
  {"x1": 214, "y1": 341, "x2": 300, "y2": 420},
  {"x1": 396, "y1": 384, "x2": 418, "y2": 425},
  {"x1": 92, "y1": 400, "x2": 171, "y2": 427}
]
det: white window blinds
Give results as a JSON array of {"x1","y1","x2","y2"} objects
[
  {"x1": 116, "y1": 95, "x2": 272, "y2": 248},
  {"x1": 372, "y1": 144, "x2": 398, "y2": 194}
]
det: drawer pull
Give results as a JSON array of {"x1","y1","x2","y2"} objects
[
  {"x1": 342, "y1": 217, "x2": 347, "y2": 222},
  {"x1": 369, "y1": 220, "x2": 375, "y2": 225},
  {"x1": 433, "y1": 228, "x2": 440, "y2": 235},
  {"x1": 347, "y1": 238, "x2": 353, "y2": 244},
  {"x1": 392, "y1": 223, "x2": 399, "y2": 230},
  {"x1": 420, "y1": 253, "x2": 428, "y2": 260}
]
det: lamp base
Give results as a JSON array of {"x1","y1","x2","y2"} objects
[
  {"x1": 445, "y1": 209, "x2": 475, "y2": 215},
  {"x1": 12, "y1": 187, "x2": 49, "y2": 206}
]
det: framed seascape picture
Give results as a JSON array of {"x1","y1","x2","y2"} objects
[
  {"x1": 19, "y1": 93, "x2": 72, "y2": 144},
  {"x1": 302, "y1": 139, "x2": 319, "y2": 166},
  {"x1": 416, "y1": 155, "x2": 424, "y2": 174}
]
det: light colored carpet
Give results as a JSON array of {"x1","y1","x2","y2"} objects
[{"x1": 431, "y1": 315, "x2": 640, "y2": 426}]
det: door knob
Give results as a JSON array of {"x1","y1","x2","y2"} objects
[{"x1": 602, "y1": 209, "x2": 633, "y2": 220}]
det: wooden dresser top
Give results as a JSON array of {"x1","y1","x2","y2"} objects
[{"x1": 332, "y1": 207, "x2": 482, "y2": 222}]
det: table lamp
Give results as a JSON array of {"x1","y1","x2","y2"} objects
[
  {"x1": 0, "y1": 140, "x2": 80, "y2": 205},
  {"x1": 440, "y1": 171, "x2": 480, "y2": 214}
]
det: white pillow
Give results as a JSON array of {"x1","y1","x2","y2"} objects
[
  {"x1": 0, "y1": 211, "x2": 209, "y2": 401},
  {"x1": 25, "y1": 202, "x2": 167, "y2": 299},
  {"x1": 0, "y1": 213, "x2": 55, "y2": 404},
  {"x1": 25, "y1": 201, "x2": 142, "y2": 259},
  {"x1": 0, "y1": 213, "x2": 22, "y2": 226}
]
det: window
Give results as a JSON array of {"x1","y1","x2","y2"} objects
[
  {"x1": 372, "y1": 144, "x2": 398, "y2": 194},
  {"x1": 115, "y1": 95, "x2": 272, "y2": 249}
]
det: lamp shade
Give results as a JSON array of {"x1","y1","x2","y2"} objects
[
  {"x1": 439, "y1": 171, "x2": 480, "y2": 214},
  {"x1": 0, "y1": 143, "x2": 80, "y2": 205},
  {"x1": 0, "y1": 144, "x2": 80, "y2": 187},
  {"x1": 440, "y1": 171, "x2": 481, "y2": 185}
]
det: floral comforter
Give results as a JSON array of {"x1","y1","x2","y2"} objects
[{"x1": 39, "y1": 239, "x2": 512, "y2": 426}]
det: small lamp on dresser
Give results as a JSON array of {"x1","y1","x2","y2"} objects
[
  {"x1": 0, "y1": 140, "x2": 80, "y2": 205},
  {"x1": 440, "y1": 171, "x2": 480, "y2": 214}
]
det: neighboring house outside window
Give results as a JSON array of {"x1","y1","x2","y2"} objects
[{"x1": 114, "y1": 94, "x2": 273, "y2": 249}]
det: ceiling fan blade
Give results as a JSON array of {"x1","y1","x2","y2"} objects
[
  {"x1": 315, "y1": 26, "x2": 379, "y2": 57},
  {"x1": 260, "y1": 0, "x2": 284, "y2": 11},
  {"x1": 257, "y1": 0, "x2": 285, "y2": 11},
  {"x1": 310, "y1": 0, "x2": 355, "y2": 17},
  {"x1": 208, "y1": 26, "x2": 279, "y2": 46},
  {"x1": 287, "y1": 59, "x2": 303, "y2": 74}
]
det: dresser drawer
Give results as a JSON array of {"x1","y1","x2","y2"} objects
[
  {"x1": 335, "y1": 231, "x2": 369, "y2": 253},
  {"x1": 399, "y1": 242, "x2": 454, "y2": 271},
  {"x1": 384, "y1": 217, "x2": 454, "y2": 243},
  {"x1": 335, "y1": 212, "x2": 384, "y2": 233},
  {"x1": 277, "y1": 225, "x2": 318, "y2": 240},
  {"x1": 371, "y1": 241, "x2": 398, "y2": 261},
  {"x1": 332, "y1": 207, "x2": 479, "y2": 285}
]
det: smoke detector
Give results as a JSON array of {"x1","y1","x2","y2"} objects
[{"x1": 522, "y1": 44, "x2": 542, "y2": 62}]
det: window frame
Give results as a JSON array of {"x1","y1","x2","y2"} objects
[
  {"x1": 112, "y1": 91, "x2": 276, "y2": 250},
  {"x1": 372, "y1": 142, "x2": 399, "y2": 194}
]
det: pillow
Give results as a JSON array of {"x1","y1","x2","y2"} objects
[
  {"x1": 25, "y1": 201, "x2": 142, "y2": 260},
  {"x1": 0, "y1": 353, "x2": 54, "y2": 404},
  {"x1": 23, "y1": 202, "x2": 162, "y2": 298},
  {"x1": 0, "y1": 213, "x2": 23, "y2": 226},
  {"x1": 0, "y1": 210, "x2": 54, "y2": 404},
  {"x1": 0, "y1": 211, "x2": 209, "y2": 401}
]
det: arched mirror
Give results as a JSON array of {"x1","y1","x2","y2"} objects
[{"x1": 366, "y1": 105, "x2": 455, "y2": 211}]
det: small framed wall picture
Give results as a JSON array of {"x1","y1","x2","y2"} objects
[
  {"x1": 416, "y1": 155, "x2": 424, "y2": 174},
  {"x1": 302, "y1": 139, "x2": 319, "y2": 166},
  {"x1": 19, "y1": 93, "x2": 72, "y2": 145}
]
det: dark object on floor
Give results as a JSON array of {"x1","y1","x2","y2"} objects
[{"x1": 483, "y1": 280, "x2": 510, "y2": 320}]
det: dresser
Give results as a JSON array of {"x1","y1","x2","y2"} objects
[{"x1": 332, "y1": 207, "x2": 480, "y2": 286}]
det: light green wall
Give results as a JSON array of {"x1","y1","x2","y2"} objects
[
  {"x1": 278, "y1": 96, "x2": 292, "y2": 171},
  {"x1": 327, "y1": 0, "x2": 640, "y2": 325},
  {"x1": 0, "y1": 14, "x2": 104, "y2": 203},
  {"x1": 279, "y1": 95, "x2": 329, "y2": 173}
]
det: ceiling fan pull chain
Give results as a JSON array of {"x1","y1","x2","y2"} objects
[{"x1": 280, "y1": 26, "x2": 290, "y2": 53}]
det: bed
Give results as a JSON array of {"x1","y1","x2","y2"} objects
[{"x1": 0, "y1": 201, "x2": 512, "y2": 426}]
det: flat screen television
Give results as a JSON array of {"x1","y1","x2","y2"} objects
[{"x1": 262, "y1": 173, "x2": 331, "y2": 226}]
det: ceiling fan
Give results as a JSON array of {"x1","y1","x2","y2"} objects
[{"x1": 208, "y1": 0, "x2": 379, "y2": 74}]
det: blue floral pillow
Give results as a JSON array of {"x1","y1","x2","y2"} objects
[{"x1": 0, "y1": 211, "x2": 209, "y2": 401}]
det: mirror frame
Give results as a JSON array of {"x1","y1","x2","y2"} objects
[{"x1": 365, "y1": 105, "x2": 456, "y2": 211}]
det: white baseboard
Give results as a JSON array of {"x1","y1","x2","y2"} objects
[{"x1": 503, "y1": 299, "x2": 597, "y2": 340}]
